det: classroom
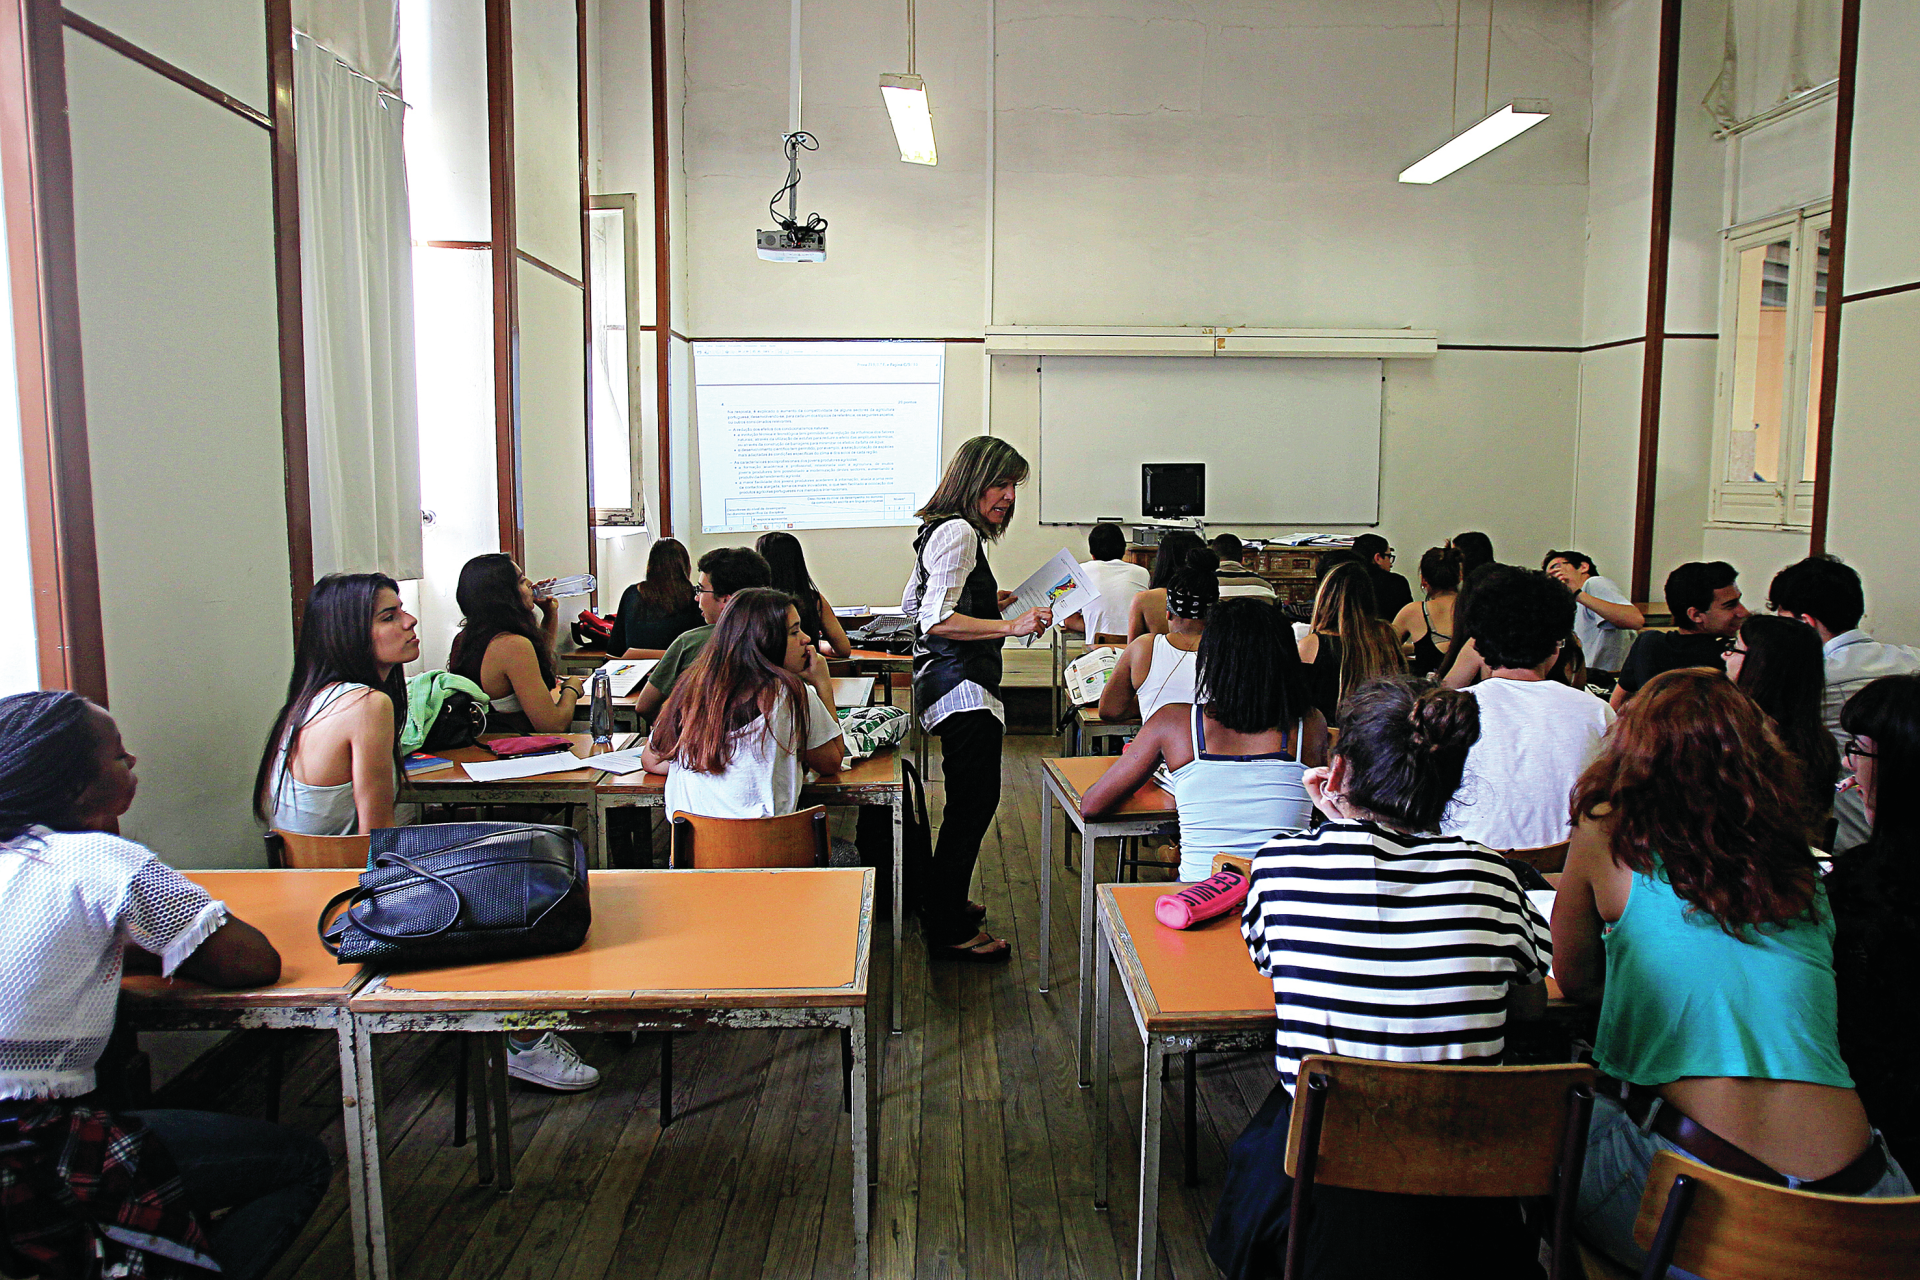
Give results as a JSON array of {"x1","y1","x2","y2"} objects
[{"x1": 1, "y1": 1, "x2": 1916, "y2": 1277}]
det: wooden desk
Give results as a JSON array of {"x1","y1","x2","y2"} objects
[
  {"x1": 592, "y1": 747, "x2": 909, "y2": 1035},
  {"x1": 350, "y1": 869, "x2": 874, "y2": 1280},
  {"x1": 402, "y1": 732, "x2": 634, "y2": 864},
  {"x1": 610, "y1": 673, "x2": 876, "y2": 729},
  {"x1": 842, "y1": 648, "x2": 910, "y2": 707},
  {"x1": 119, "y1": 870, "x2": 379, "y2": 1280},
  {"x1": 1037, "y1": 757, "x2": 1180, "y2": 1087},
  {"x1": 1068, "y1": 704, "x2": 1139, "y2": 757}
]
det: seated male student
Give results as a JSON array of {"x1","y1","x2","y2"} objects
[
  {"x1": 1769, "y1": 554, "x2": 1920, "y2": 848},
  {"x1": 1542, "y1": 549, "x2": 1643, "y2": 686},
  {"x1": 1064, "y1": 522, "x2": 1150, "y2": 639},
  {"x1": 630, "y1": 546, "x2": 772, "y2": 723},
  {"x1": 1443, "y1": 567, "x2": 1615, "y2": 852},
  {"x1": 1210, "y1": 533, "x2": 1276, "y2": 599},
  {"x1": 1351, "y1": 533, "x2": 1414, "y2": 621},
  {"x1": 1610, "y1": 560, "x2": 1748, "y2": 710}
]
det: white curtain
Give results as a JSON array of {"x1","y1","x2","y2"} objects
[
  {"x1": 295, "y1": 34, "x2": 423, "y2": 581},
  {"x1": 1704, "y1": 0, "x2": 1842, "y2": 128},
  {"x1": 295, "y1": 0, "x2": 401, "y2": 93}
]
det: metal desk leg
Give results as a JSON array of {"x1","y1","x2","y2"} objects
[
  {"x1": 336, "y1": 1020, "x2": 372, "y2": 1280},
  {"x1": 850, "y1": 1007, "x2": 872, "y2": 1276},
  {"x1": 1135, "y1": 1040, "x2": 1166, "y2": 1280},
  {"x1": 1184, "y1": 1051, "x2": 1199, "y2": 1186},
  {"x1": 1076, "y1": 822, "x2": 1097, "y2": 1087},
  {"x1": 1039, "y1": 784, "x2": 1053, "y2": 994},
  {"x1": 353, "y1": 1018, "x2": 392, "y2": 1280},
  {"x1": 487, "y1": 1032, "x2": 513, "y2": 1193},
  {"x1": 892, "y1": 795, "x2": 904, "y2": 1035},
  {"x1": 470, "y1": 1034, "x2": 494, "y2": 1184},
  {"x1": 1093, "y1": 921, "x2": 1112, "y2": 1209}
]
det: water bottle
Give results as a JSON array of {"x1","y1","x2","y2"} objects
[{"x1": 589, "y1": 669, "x2": 612, "y2": 744}]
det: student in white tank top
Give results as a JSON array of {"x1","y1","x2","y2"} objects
[
  {"x1": 1099, "y1": 554, "x2": 1217, "y2": 725},
  {"x1": 1080, "y1": 598, "x2": 1329, "y2": 880}
]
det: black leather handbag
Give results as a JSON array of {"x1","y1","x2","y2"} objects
[
  {"x1": 421, "y1": 692, "x2": 488, "y2": 751},
  {"x1": 318, "y1": 822, "x2": 591, "y2": 968}
]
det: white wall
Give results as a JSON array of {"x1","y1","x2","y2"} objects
[{"x1": 65, "y1": 30, "x2": 293, "y2": 868}]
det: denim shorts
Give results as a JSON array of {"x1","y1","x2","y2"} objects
[{"x1": 1575, "y1": 1094, "x2": 1914, "y2": 1274}]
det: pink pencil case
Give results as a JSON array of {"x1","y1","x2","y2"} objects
[
  {"x1": 487, "y1": 735, "x2": 575, "y2": 758},
  {"x1": 1154, "y1": 866, "x2": 1250, "y2": 930}
]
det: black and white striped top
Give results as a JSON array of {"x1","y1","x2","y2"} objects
[{"x1": 1240, "y1": 820, "x2": 1551, "y2": 1090}]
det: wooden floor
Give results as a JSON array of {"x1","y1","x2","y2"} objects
[{"x1": 202, "y1": 735, "x2": 1277, "y2": 1280}]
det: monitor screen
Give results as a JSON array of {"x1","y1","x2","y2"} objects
[{"x1": 1142, "y1": 463, "x2": 1205, "y2": 518}]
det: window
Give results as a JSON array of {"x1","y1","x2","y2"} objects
[
  {"x1": 1710, "y1": 206, "x2": 1829, "y2": 527},
  {"x1": 588, "y1": 201, "x2": 643, "y2": 527}
]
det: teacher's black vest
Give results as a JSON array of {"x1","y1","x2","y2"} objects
[{"x1": 910, "y1": 517, "x2": 1003, "y2": 713}]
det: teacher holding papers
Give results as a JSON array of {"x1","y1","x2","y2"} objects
[{"x1": 904, "y1": 436, "x2": 1050, "y2": 963}]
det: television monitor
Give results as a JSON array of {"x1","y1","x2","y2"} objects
[{"x1": 1142, "y1": 463, "x2": 1205, "y2": 518}]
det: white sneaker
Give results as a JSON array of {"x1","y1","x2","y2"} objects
[{"x1": 505, "y1": 1033, "x2": 601, "y2": 1092}]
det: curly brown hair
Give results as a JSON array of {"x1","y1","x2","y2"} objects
[{"x1": 1570, "y1": 668, "x2": 1819, "y2": 934}]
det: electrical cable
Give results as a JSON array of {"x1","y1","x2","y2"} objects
[
  {"x1": 1484, "y1": 0, "x2": 1494, "y2": 117},
  {"x1": 767, "y1": 132, "x2": 827, "y2": 234}
]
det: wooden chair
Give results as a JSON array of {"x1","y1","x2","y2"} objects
[
  {"x1": 1506, "y1": 841, "x2": 1571, "y2": 874},
  {"x1": 1093, "y1": 631, "x2": 1128, "y2": 646},
  {"x1": 1283, "y1": 1055, "x2": 1597, "y2": 1280},
  {"x1": 1626, "y1": 1148, "x2": 1920, "y2": 1280},
  {"x1": 619, "y1": 647, "x2": 668, "y2": 660},
  {"x1": 667, "y1": 806, "x2": 830, "y2": 868},
  {"x1": 264, "y1": 829, "x2": 369, "y2": 869}
]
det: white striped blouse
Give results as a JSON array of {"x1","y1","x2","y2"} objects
[{"x1": 1240, "y1": 820, "x2": 1552, "y2": 1090}]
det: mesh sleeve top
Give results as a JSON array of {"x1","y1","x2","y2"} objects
[{"x1": 0, "y1": 827, "x2": 227, "y2": 1100}]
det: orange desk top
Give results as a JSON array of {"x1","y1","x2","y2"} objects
[
  {"x1": 844, "y1": 649, "x2": 911, "y2": 665},
  {"x1": 595, "y1": 745, "x2": 903, "y2": 798},
  {"x1": 121, "y1": 869, "x2": 366, "y2": 1006},
  {"x1": 1100, "y1": 884, "x2": 1272, "y2": 1034},
  {"x1": 1077, "y1": 706, "x2": 1139, "y2": 726},
  {"x1": 355, "y1": 869, "x2": 870, "y2": 1010},
  {"x1": 408, "y1": 732, "x2": 631, "y2": 786},
  {"x1": 1044, "y1": 756, "x2": 1174, "y2": 815}
]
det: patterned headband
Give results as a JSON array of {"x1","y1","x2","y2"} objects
[{"x1": 1167, "y1": 583, "x2": 1214, "y2": 619}]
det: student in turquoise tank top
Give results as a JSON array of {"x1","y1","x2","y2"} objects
[{"x1": 1552, "y1": 670, "x2": 1912, "y2": 1273}]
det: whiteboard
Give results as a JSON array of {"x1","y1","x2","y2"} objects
[
  {"x1": 1037, "y1": 357, "x2": 1383, "y2": 525},
  {"x1": 694, "y1": 341, "x2": 943, "y2": 532}
]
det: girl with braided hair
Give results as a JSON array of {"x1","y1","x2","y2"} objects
[
  {"x1": 1100, "y1": 545, "x2": 1218, "y2": 725},
  {"x1": 0, "y1": 691, "x2": 329, "y2": 1280}
]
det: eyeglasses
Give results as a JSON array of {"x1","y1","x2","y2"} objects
[
  {"x1": 1727, "y1": 645, "x2": 1748, "y2": 657},
  {"x1": 694, "y1": 585, "x2": 716, "y2": 598},
  {"x1": 1843, "y1": 739, "x2": 1877, "y2": 761}
]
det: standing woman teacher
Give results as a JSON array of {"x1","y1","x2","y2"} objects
[{"x1": 905, "y1": 436, "x2": 1051, "y2": 962}]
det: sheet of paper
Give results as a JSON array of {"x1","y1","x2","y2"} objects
[
  {"x1": 596, "y1": 658, "x2": 658, "y2": 697},
  {"x1": 1000, "y1": 549, "x2": 1100, "y2": 626},
  {"x1": 1526, "y1": 889, "x2": 1556, "y2": 924},
  {"x1": 832, "y1": 676, "x2": 875, "y2": 708},
  {"x1": 459, "y1": 751, "x2": 589, "y2": 782},
  {"x1": 582, "y1": 747, "x2": 651, "y2": 776}
]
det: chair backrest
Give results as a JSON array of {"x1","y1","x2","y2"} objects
[
  {"x1": 267, "y1": 829, "x2": 370, "y2": 869},
  {"x1": 1632, "y1": 1150, "x2": 1920, "y2": 1280},
  {"x1": 1093, "y1": 632, "x2": 1128, "y2": 646},
  {"x1": 1283, "y1": 1056, "x2": 1596, "y2": 1197},
  {"x1": 620, "y1": 647, "x2": 668, "y2": 660},
  {"x1": 669, "y1": 806, "x2": 830, "y2": 869},
  {"x1": 1506, "y1": 841, "x2": 1571, "y2": 874}
]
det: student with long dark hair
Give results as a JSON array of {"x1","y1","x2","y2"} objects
[
  {"x1": 756, "y1": 530, "x2": 852, "y2": 658},
  {"x1": 610, "y1": 537, "x2": 702, "y2": 654},
  {"x1": 1127, "y1": 529, "x2": 1207, "y2": 640},
  {"x1": 1725, "y1": 614, "x2": 1842, "y2": 831},
  {"x1": 1210, "y1": 677, "x2": 1551, "y2": 1279},
  {"x1": 902, "y1": 436, "x2": 1051, "y2": 963},
  {"x1": 1100, "y1": 547, "x2": 1217, "y2": 725},
  {"x1": 1081, "y1": 598, "x2": 1327, "y2": 881},
  {"x1": 1433, "y1": 532, "x2": 1497, "y2": 680},
  {"x1": 447, "y1": 553, "x2": 586, "y2": 734},
  {"x1": 642, "y1": 588, "x2": 844, "y2": 816},
  {"x1": 257, "y1": 573, "x2": 418, "y2": 835},
  {"x1": 1555, "y1": 670, "x2": 1910, "y2": 1273},
  {"x1": 1828, "y1": 673, "x2": 1920, "y2": 1168},
  {"x1": 1299, "y1": 560, "x2": 1404, "y2": 722},
  {"x1": 3, "y1": 691, "x2": 329, "y2": 1280},
  {"x1": 1390, "y1": 545, "x2": 1462, "y2": 676}
]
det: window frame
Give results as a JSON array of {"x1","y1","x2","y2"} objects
[
  {"x1": 587, "y1": 194, "x2": 646, "y2": 531},
  {"x1": 1708, "y1": 202, "x2": 1830, "y2": 529}
]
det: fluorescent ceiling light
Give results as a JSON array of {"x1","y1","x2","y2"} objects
[
  {"x1": 1398, "y1": 100, "x2": 1550, "y2": 184},
  {"x1": 880, "y1": 72, "x2": 937, "y2": 166}
]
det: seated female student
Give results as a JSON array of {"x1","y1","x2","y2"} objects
[
  {"x1": 1554, "y1": 670, "x2": 1911, "y2": 1273},
  {"x1": 642, "y1": 587, "x2": 845, "y2": 819},
  {"x1": 1080, "y1": 598, "x2": 1328, "y2": 881},
  {"x1": 265, "y1": 573, "x2": 598, "y2": 1091},
  {"x1": 1828, "y1": 673, "x2": 1920, "y2": 1171},
  {"x1": 448, "y1": 553, "x2": 587, "y2": 733},
  {"x1": 1101, "y1": 549, "x2": 1217, "y2": 725},
  {"x1": 3, "y1": 691, "x2": 330, "y2": 1280},
  {"x1": 1725, "y1": 614, "x2": 1842, "y2": 832},
  {"x1": 610, "y1": 537, "x2": 703, "y2": 654},
  {"x1": 757, "y1": 530, "x2": 853, "y2": 658},
  {"x1": 1298, "y1": 560, "x2": 1405, "y2": 723},
  {"x1": 1126, "y1": 529, "x2": 1207, "y2": 640},
  {"x1": 1209, "y1": 678, "x2": 1551, "y2": 1280},
  {"x1": 1390, "y1": 546, "x2": 1462, "y2": 676},
  {"x1": 258, "y1": 572, "x2": 417, "y2": 836}
]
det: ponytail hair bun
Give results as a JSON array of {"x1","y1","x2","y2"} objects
[
  {"x1": 1418, "y1": 545, "x2": 1464, "y2": 594},
  {"x1": 1333, "y1": 677, "x2": 1481, "y2": 830}
]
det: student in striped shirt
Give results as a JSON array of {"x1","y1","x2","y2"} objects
[{"x1": 1209, "y1": 677, "x2": 1552, "y2": 1280}]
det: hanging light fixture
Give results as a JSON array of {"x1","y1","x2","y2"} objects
[
  {"x1": 1399, "y1": 0, "x2": 1547, "y2": 184},
  {"x1": 880, "y1": 0, "x2": 936, "y2": 164}
]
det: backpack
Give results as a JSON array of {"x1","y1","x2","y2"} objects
[
  {"x1": 838, "y1": 705, "x2": 911, "y2": 761},
  {"x1": 402, "y1": 671, "x2": 492, "y2": 753}
]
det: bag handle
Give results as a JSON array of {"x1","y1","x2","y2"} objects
[{"x1": 316, "y1": 852, "x2": 466, "y2": 954}]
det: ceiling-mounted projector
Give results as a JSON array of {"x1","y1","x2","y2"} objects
[{"x1": 758, "y1": 131, "x2": 828, "y2": 263}]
